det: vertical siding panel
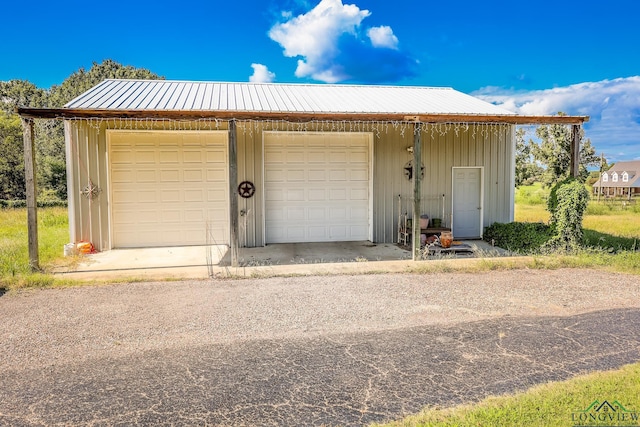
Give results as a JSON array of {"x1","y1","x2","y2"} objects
[
  {"x1": 65, "y1": 121, "x2": 81, "y2": 244},
  {"x1": 86, "y1": 126, "x2": 100, "y2": 249},
  {"x1": 76, "y1": 124, "x2": 88, "y2": 243},
  {"x1": 96, "y1": 125, "x2": 109, "y2": 250},
  {"x1": 374, "y1": 125, "x2": 411, "y2": 243},
  {"x1": 240, "y1": 120, "x2": 262, "y2": 248},
  {"x1": 507, "y1": 126, "x2": 516, "y2": 222}
]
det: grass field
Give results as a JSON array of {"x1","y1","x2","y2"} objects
[
  {"x1": 0, "y1": 207, "x2": 76, "y2": 289},
  {"x1": 515, "y1": 183, "x2": 640, "y2": 239}
]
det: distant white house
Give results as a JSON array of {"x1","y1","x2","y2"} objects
[{"x1": 593, "y1": 160, "x2": 640, "y2": 199}]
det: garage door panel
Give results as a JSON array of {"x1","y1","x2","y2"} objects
[
  {"x1": 329, "y1": 207, "x2": 347, "y2": 220},
  {"x1": 160, "y1": 190, "x2": 181, "y2": 202},
  {"x1": 308, "y1": 227, "x2": 327, "y2": 239},
  {"x1": 110, "y1": 131, "x2": 228, "y2": 248},
  {"x1": 329, "y1": 170, "x2": 347, "y2": 181},
  {"x1": 266, "y1": 208, "x2": 285, "y2": 221},
  {"x1": 287, "y1": 169, "x2": 305, "y2": 181},
  {"x1": 206, "y1": 169, "x2": 226, "y2": 182},
  {"x1": 308, "y1": 208, "x2": 326, "y2": 220},
  {"x1": 265, "y1": 132, "x2": 370, "y2": 243},
  {"x1": 286, "y1": 227, "x2": 305, "y2": 240},
  {"x1": 111, "y1": 150, "x2": 132, "y2": 164},
  {"x1": 286, "y1": 189, "x2": 305, "y2": 201},
  {"x1": 308, "y1": 189, "x2": 326, "y2": 201},
  {"x1": 329, "y1": 152, "x2": 347, "y2": 163},
  {"x1": 135, "y1": 151, "x2": 156, "y2": 163},
  {"x1": 207, "y1": 189, "x2": 226, "y2": 201},
  {"x1": 351, "y1": 206, "x2": 368, "y2": 220},
  {"x1": 184, "y1": 210, "x2": 204, "y2": 222},
  {"x1": 350, "y1": 169, "x2": 368, "y2": 181},
  {"x1": 329, "y1": 189, "x2": 346, "y2": 200},
  {"x1": 136, "y1": 170, "x2": 156, "y2": 182},
  {"x1": 287, "y1": 207, "x2": 305, "y2": 221},
  {"x1": 183, "y1": 151, "x2": 203, "y2": 163},
  {"x1": 161, "y1": 210, "x2": 181, "y2": 222},
  {"x1": 184, "y1": 170, "x2": 203, "y2": 181},
  {"x1": 265, "y1": 189, "x2": 284, "y2": 202},
  {"x1": 184, "y1": 189, "x2": 204, "y2": 202},
  {"x1": 160, "y1": 170, "x2": 180, "y2": 182},
  {"x1": 350, "y1": 188, "x2": 368, "y2": 200}
]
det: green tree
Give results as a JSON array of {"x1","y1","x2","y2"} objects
[
  {"x1": 0, "y1": 60, "x2": 162, "y2": 201},
  {"x1": 515, "y1": 128, "x2": 543, "y2": 187},
  {"x1": 0, "y1": 80, "x2": 47, "y2": 114},
  {"x1": 0, "y1": 113, "x2": 25, "y2": 200},
  {"x1": 531, "y1": 114, "x2": 599, "y2": 186}
]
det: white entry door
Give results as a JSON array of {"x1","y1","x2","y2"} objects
[
  {"x1": 264, "y1": 132, "x2": 372, "y2": 243},
  {"x1": 452, "y1": 167, "x2": 483, "y2": 239}
]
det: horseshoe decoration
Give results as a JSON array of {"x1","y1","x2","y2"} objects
[{"x1": 238, "y1": 181, "x2": 256, "y2": 198}]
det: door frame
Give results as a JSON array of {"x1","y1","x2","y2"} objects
[
  {"x1": 261, "y1": 131, "x2": 374, "y2": 245},
  {"x1": 451, "y1": 166, "x2": 484, "y2": 239}
]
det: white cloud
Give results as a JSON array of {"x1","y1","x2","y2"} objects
[
  {"x1": 269, "y1": 0, "x2": 370, "y2": 82},
  {"x1": 268, "y1": 0, "x2": 416, "y2": 83},
  {"x1": 367, "y1": 26, "x2": 398, "y2": 49},
  {"x1": 473, "y1": 77, "x2": 640, "y2": 162},
  {"x1": 249, "y1": 63, "x2": 276, "y2": 83}
]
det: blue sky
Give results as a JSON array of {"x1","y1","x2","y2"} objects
[{"x1": 2, "y1": 0, "x2": 639, "y2": 161}]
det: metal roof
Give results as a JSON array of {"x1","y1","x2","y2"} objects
[{"x1": 65, "y1": 79, "x2": 517, "y2": 116}]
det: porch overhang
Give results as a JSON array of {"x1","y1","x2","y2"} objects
[{"x1": 17, "y1": 106, "x2": 589, "y2": 125}]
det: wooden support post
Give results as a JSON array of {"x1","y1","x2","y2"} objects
[
  {"x1": 22, "y1": 117, "x2": 40, "y2": 271},
  {"x1": 228, "y1": 120, "x2": 239, "y2": 267},
  {"x1": 570, "y1": 125, "x2": 580, "y2": 178},
  {"x1": 412, "y1": 123, "x2": 422, "y2": 261}
]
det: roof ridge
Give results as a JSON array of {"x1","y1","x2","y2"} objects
[{"x1": 101, "y1": 78, "x2": 454, "y2": 90}]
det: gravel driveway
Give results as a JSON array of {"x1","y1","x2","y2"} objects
[{"x1": 1, "y1": 269, "x2": 640, "y2": 425}]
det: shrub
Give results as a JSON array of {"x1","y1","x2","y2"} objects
[
  {"x1": 484, "y1": 222, "x2": 554, "y2": 253},
  {"x1": 0, "y1": 199, "x2": 67, "y2": 208},
  {"x1": 545, "y1": 178, "x2": 590, "y2": 251}
]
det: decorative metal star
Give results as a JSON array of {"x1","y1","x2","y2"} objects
[{"x1": 81, "y1": 180, "x2": 102, "y2": 200}]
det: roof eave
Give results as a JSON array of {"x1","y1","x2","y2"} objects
[{"x1": 16, "y1": 107, "x2": 589, "y2": 125}]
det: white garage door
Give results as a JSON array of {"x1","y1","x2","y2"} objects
[
  {"x1": 109, "y1": 131, "x2": 228, "y2": 248},
  {"x1": 264, "y1": 132, "x2": 371, "y2": 243}
]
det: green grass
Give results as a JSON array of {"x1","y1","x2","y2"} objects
[
  {"x1": 373, "y1": 362, "x2": 640, "y2": 426},
  {"x1": 514, "y1": 184, "x2": 640, "y2": 249},
  {"x1": 0, "y1": 207, "x2": 80, "y2": 290}
]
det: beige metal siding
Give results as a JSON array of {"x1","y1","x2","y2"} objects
[
  {"x1": 65, "y1": 120, "x2": 110, "y2": 251},
  {"x1": 66, "y1": 120, "x2": 514, "y2": 251},
  {"x1": 372, "y1": 124, "x2": 514, "y2": 242}
]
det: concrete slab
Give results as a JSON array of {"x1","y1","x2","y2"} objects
[{"x1": 57, "y1": 240, "x2": 511, "y2": 281}]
